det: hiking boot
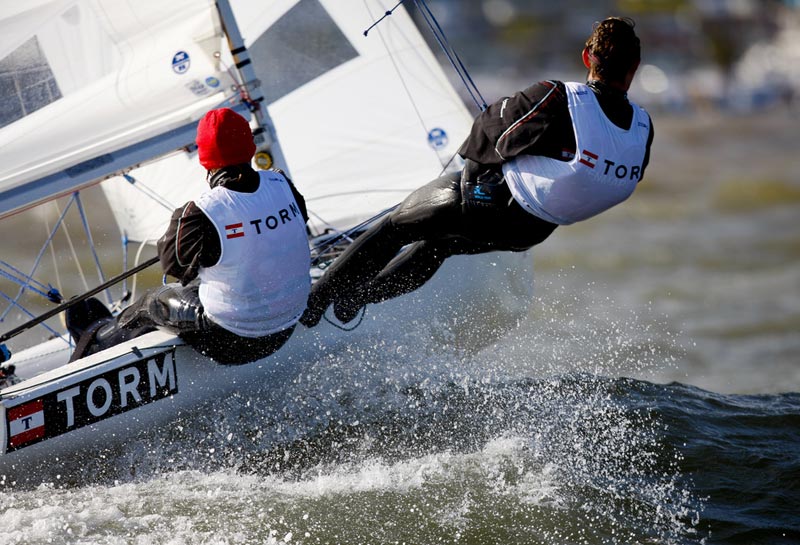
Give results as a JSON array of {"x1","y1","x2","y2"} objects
[
  {"x1": 65, "y1": 297, "x2": 112, "y2": 342},
  {"x1": 299, "y1": 286, "x2": 333, "y2": 328},
  {"x1": 332, "y1": 297, "x2": 364, "y2": 324},
  {"x1": 299, "y1": 299, "x2": 327, "y2": 327}
]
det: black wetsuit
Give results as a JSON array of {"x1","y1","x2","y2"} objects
[{"x1": 301, "y1": 79, "x2": 654, "y2": 326}]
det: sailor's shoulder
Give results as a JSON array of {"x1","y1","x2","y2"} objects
[{"x1": 260, "y1": 168, "x2": 290, "y2": 184}]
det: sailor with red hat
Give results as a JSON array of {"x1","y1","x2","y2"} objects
[{"x1": 67, "y1": 108, "x2": 311, "y2": 364}]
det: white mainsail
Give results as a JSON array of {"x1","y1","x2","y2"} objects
[
  {"x1": 0, "y1": 0, "x2": 236, "y2": 220},
  {"x1": 98, "y1": 0, "x2": 474, "y2": 242}
]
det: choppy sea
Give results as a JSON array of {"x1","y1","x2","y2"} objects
[{"x1": 1, "y1": 111, "x2": 799, "y2": 544}]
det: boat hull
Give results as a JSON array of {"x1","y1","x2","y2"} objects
[{"x1": 0, "y1": 250, "x2": 533, "y2": 484}]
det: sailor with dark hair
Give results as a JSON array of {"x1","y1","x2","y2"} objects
[
  {"x1": 68, "y1": 108, "x2": 311, "y2": 364},
  {"x1": 301, "y1": 16, "x2": 654, "y2": 327}
]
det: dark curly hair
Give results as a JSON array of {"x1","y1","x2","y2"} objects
[{"x1": 584, "y1": 17, "x2": 641, "y2": 83}]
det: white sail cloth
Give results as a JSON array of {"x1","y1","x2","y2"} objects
[{"x1": 100, "y1": 0, "x2": 474, "y2": 242}]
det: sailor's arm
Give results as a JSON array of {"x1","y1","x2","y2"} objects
[
  {"x1": 271, "y1": 168, "x2": 309, "y2": 223},
  {"x1": 157, "y1": 202, "x2": 221, "y2": 285},
  {"x1": 458, "y1": 80, "x2": 568, "y2": 168},
  {"x1": 639, "y1": 115, "x2": 655, "y2": 182}
]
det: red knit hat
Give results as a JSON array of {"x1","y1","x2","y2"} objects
[{"x1": 196, "y1": 108, "x2": 256, "y2": 170}]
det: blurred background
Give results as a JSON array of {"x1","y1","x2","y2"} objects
[
  {"x1": 417, "y1": 0, "x2": 800, "y2": 113},
  {"x1": 412, "y1": 0, "x2": 800, "y2": 395}
]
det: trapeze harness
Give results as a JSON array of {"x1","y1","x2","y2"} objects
[
  {"x1": 195, "y1": 170, "x2": 311, "y2": 337},
  {"x1": 502, "y1": 82, "x2": 650, "y2": 225}
]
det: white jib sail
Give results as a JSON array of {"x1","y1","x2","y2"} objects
[{"x1": 98, "y1": 0, "x2": 475, "y2": 243}]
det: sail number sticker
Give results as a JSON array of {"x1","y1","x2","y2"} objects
[
  {"x1": 5, "y1": 350, "x2": 178, "y2": 452},
  {"x1": 172, "y1": 51, "x2": 191, "y2": 74}
]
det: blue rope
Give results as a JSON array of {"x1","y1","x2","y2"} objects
[
  {"x1": 0, "y1": 266, "x2": 61, "y2": 303},
  {"x1": 0, "y1": 197, "x2": 75, "y2": 323},
  {"x1": 0, "y1": 261, "x2": 61, "y2": 301}
]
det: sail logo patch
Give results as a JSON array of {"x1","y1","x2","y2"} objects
[
  {"x1": 8, "y1": 399, "x2": 45, "y2": 448},
  {"x1": 186, "y1": 79, "x2": 210, "y2": 97},
  {"x1": 427, "y1": 128, "x2": 449, "y2": 150},
  {"x1": 225, "y1": 223, "x2": 245, "y2": 239},
  {"x1": 4, "y1": 350, "x2": 178, "y2": 452},
  {"x1": 172, "y1": 51, "x2": 191, "y2": 74}
]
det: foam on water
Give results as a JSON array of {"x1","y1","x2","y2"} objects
[
  {"x1": 0, "y1": 423, "x2": 699, "y2": 544},
  {"x1": 0, "y1": 281, "x2": 713, "y2": 544}
]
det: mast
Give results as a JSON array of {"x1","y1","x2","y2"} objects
[{"x1": 215, "y1": 0, "x2": 290, "y2": 174}]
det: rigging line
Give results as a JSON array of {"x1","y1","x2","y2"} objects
[
  {"x1": 74, "y1": 193, "x2": 112, "y2": 306},
  {"x1": 418, "y1": 0, "x2": 487, "y2": 110},
  {"x1": 361, "y1": 0, "x2": 433, "y2": 151},
  {"x1": 413, "y1": 0, "x2": 487, "y2": 112},
  {"x1": 123, "y1": 174, "x2": 176, "y2": 211},
  {"x1": 363, "y1": 0, "x2": 407, "y2": 36},
  {"x1": 415, "y1": 0, "x2": 486, "y2": 111},
  {"x1": 53, "y1": 198, "x2": 91, "y2": 293},
  {"x1": 310, "y1": 204, "x2": 399, "y2": 267},
  {"x1": 0, "y1": 291, "x2": 68, "y2": 345},
  {"x1": 0, "y1": 261, "x2": 54, "y2": 294},
  {"x1": 130, "y1": 240, "x2": 156, "y2": 304},
  {"x1": 307, "y1": 210, "x2": 350, "y2": 242},
  {"x1": 0, "y1": 269, "x2": 57, "y2": 302},
  {"x1": 43, "y1": 208, "x2": 64, "y2": 301},
  {"x1": 0, "y1": 198, "x2": 76, "y2": 323}
]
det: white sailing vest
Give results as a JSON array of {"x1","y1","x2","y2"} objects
[
  {"x1": 195, "y1": 170, "x2": 311, "y2": 337},
  {"x1": 502, "y1": 82, "x2": 650, "y2": 225}
]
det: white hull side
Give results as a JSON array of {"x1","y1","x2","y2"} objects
[{"x1": 0, "y1": 250, "x2": 533, "y2": 484}]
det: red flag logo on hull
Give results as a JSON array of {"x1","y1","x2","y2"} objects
[{"x1": 8, "y1": 399, "x2": 45, "y2": 448}]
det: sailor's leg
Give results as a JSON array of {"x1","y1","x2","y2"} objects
[
  {"x1": 71, "y1": 287, "x2": 175, "y2": 360},
  {"x1": 117, "y1": 282, "x2": 206, "y2": 333},
  {"x1": 332, "y1": 238, "x2": 491, "y2": 323},
  {"x1": 301, "y1": 215, "x2": 408, "y2": 326},
  {"x1": 65, "y1": 296, "x2": 113, "y2": 343},
  {"x1": 326, "y1": 175, "x2": 560, "y2": 325},
  {"x1": 114, "y1": 289, "x2": 160, "y2": 331},
  {"x1": 301, "y1": 172, "x2": 462, "y2": 327}
]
